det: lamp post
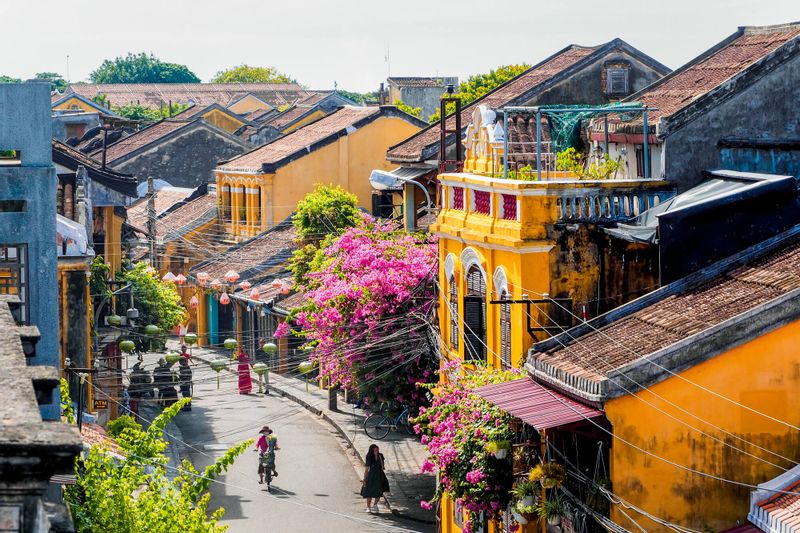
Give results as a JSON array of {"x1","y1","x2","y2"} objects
[{"x1": 369, "y1": 170, "x2": 433, "y2": 232}]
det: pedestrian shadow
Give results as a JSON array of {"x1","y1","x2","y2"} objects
[{"x1": 266, "y1": 485, "x2": 296, "y2": 497}]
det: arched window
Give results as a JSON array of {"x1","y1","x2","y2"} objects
[
  {"x1": 449, "y1": 276, "x2": 458, "y2": 350},
  {"x1": 463, "y1": 265, "x2": 486, "y2": 361}
]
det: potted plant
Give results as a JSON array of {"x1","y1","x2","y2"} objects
[
  {"x1": 513, "y1": 502, "x2": 537, "y2": 525},
  {"x1": 486, "y1": 439, "x2": 512, "y2": 459},
  {"x1": 510, "y1": 478, "x2": 537, "y2": 507},
  {"x1": 538, "y1": 493, "x2": 565, "y2": 526},
  {"x1": 529, "y1": 461, "x2": 567, "y2": 489}
]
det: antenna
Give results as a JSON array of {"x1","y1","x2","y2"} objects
[
  {"x1": 385, "y1": 43, "x2": 391, "y2": 77},
  {"x1": 66, "y1": 54, "x2": 70, "y2": 84}
]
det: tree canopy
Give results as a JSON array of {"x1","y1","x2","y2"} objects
[
  {"x1": 35, "y1": 71, "x2": 67, "y2": 92},
  {"x1": 120, "y1": 261, "x2": 187, "y2": 331},
  {"x1": 428, "y1": 64, "x2": 530, "y2": 122},
  {"x1": 336, "y1": 89, "x2": 379, "y2": 105},
  {"x1": 211, "y1": 65, "x2": 295, "y2": 84},
  {"x1": 112, "y1": 102, "x2": 189, "y2": 122},
  {"x1": 0, "y1": 75, "x2": 21, "y2": 84},
  {"x1": 90, "y1": 53, "x2": 200, "y2": 84}
]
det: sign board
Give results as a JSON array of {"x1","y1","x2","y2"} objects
[{"x1": 93, "y1": 399, "x2": 108, "y2": 410}]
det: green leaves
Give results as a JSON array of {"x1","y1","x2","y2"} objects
[
  {"x1": 211, "y1": 65, "x2": 295, "y2": 84},
  {"x1": 89, "y1": 53, "x2": 200, "y2": 84},
  {"x1": 394, "y1": 100, "x2": 423, "y2": 119},
  {"x1": 60, "y1": 378, "x2": 75, "y2": 424},
  {"x1": 120, "y1": 262, "x2": 187, "y2": 333}
]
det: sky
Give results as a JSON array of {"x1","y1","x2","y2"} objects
[{"x1": 2, "y1": 0, "x2": 798, "y2": 92}]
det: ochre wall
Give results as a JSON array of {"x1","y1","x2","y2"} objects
[
  {"x1": 53, "y1": 96, "x2": 98, "y2": 114},
  {"x1": 281, "y1": 110, "x2": 326, "y2": 134},
  {"x1": 605, "y1": 319, "x2": 800, "y2": 531},
  {"x1": 201, "y1": 109, "x2": 246, "y2": 134},
  {"x1": 227, "y1": 95, "x2": 271, "y2": 114}
]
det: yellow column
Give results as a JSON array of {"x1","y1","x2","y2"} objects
[
  {"x1": 246, "y1": 186, "x2": 256, "y2": 236},
  {"x1": 260, "y1": 184, "x2": 268, "y2": 231},
  {"x1": 231, "y1": 183, "x2": 241, "y2": 238},
  {"x1": 197, "y1": 291, "x2": 208, "y2": 347}
]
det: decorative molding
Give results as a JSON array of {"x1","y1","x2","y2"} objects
[
  {"x1": 493, "y1": 267, "x2": 509, "y2": 298},
  {"x1": 434, "y1": 232, "x2": 555, "y2": 254},
  {"x1": 460, "y1": 247, "x2": 485, "y2": 280},
  {"x1": 444, "y1": 254, "x2": 456, "y2": 280}
]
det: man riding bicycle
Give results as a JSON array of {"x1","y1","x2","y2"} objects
[{"x1": 255, "y1": 426, "x2": 279, "y2": 488}]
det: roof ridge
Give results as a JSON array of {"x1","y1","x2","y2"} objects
[{"x1": 741, "y1": 21, "x2": 800, "y2": 34}]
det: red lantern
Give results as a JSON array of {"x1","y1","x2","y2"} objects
[
  {"x1": 196, "y1": 271, "x2": 210, "y2": 286},
  {"x1": 271, "y1": 279, "x2": 283, "y2": 288},
  {"x1": 224, "y1": 270, "x2": 240, "y2": 284},
  {"x1": 175, "y1": 274, "x2": 187, "y2": 285},
  {"x1": 210, "y1": 278, "x2": 222, "y2": 290},
  {"x1": 189, "y1": 295, "x2": 199, "y2": 309},
  {"x1": 219, "y1": 292, "x2": 231, "y2": 305},
  {"x1": 280, "y1": 282, "x2": 290, "y2": 295},
  {"x1": 240, "y1": 280, "x2": 252, "y2": 291},
  {"x1": 249, "y1": 287, "x2": 260, "y2": 300},
  {"x1": 162, "y1": 271, "x2": 176, "y2": 282}
]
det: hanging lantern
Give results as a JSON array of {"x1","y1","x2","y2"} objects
[
  {"x1": 165, "y1": 351, "x2": 181, "y2": 365},
  {"x1": 184, "y1": 332, "x2": 198, "y2": 345},
  {"x1": 175, "y1": 274, "x2": 187, "y2": 285},
  {"x1": 298, "y1": 360, "x2": 315, "y2": 374},
  {"x1": 189, "y1": 295, "x2": 199, "y2": 309},
  {"x1": 162, "y1": 272, "x2": 176, "y2": 282},
  {"x1": 144, "y1": 324, "x2": 160, "y2": 335},
  {"x1": 224, "y1": 270, "x2": 240, "y2": 284},
  {"x1": 210, "y1": 278, "x2": 222, "y2": 290},
  {"x1": 196, "y1": 271, "x2": 210, "y2": 286},
  {"x1": 249, "y1": 287, "x2": 261, "y2": 301},
  {"x1": 280, "y1": 283, "x2": 290, "y2": 295},
  {"x1": 271, "y1": 279, "x2": 282, "y2": 288},
  {"x1": 107, "y1": 314, "x2": 122, "y2": 326},
  {"x1": 240, "y1": 280, "x2": 252, "y2": 291},
  {"x1": 223, "y1": 338, "x2": 238, "y2": 351},
  {"x1": 210, "y1": 358, "x2": 227, "y2": 388},
  {"x1": 262, "y1": 342, "x2": 277, "y2": 354},
  {"x1": 119, "y1": 339, "x2": 135, "y2": 353},
  {"x1": 219, "y1": 292, "x2": 230, "y2": 305}
]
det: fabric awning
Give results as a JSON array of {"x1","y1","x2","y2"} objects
[{"x1": 474, "y1": 378, "x2": 603, "y2": 430}]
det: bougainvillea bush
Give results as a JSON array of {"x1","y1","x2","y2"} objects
[
  {"x1": 278, "y1": 215, "x2": 438, "y2": 413},
  {"x1": 414, "y1": 362, "x2": 522, "y2": 532}
]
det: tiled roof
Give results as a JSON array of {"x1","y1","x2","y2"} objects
[
  {"x1": 387, "y1": 45, "x2": 598, "y2": 162},
  {"x1": 191, "y1": 218, "x2": 297, "y2": 281},
  {"x1": 621, "y1": 23, "x2": 800, "y2": 128},
  {"x1": 274, "y1": 290, "x2": 307, "y2": 312},
  {"x1": 100, "y1": 120, "x2": 189, "y2": 163},
  {"x1": 235, "y1": 125, "x2": 258, "y2": 140},
  {"x1": 127, "y1": 186, "x2": 194, "y2": 230},
  {"x1": 66, "y1": 83, "x2": 311, "y2": 109},
  {"x1": 52, "y1": 139, "x2": 138, "y2": 196},
  {"x1": 157, "y1": 189, "x2": 218, "y2": 242},
  {"x1": 755, "y1": 480, "x2": 800, "y2": 529},
  {"x1": 388, "y1": 77, "x2": 446, "y2": 88},
  {"x1": 269, "y1": 105, "x2": 322, "y2": 129},
  {"x1": 218, "y1": 106, "x2": 380, "y2": 172},
  {"x1": 81, "y1": 423, "x2": 123, "y2": 456},
  {"x1": 534, "y1": 235, "x2": 800, "y2": 384},
  {"x1": 298, "y1": 92, "x2": 329, "y2": 105}
]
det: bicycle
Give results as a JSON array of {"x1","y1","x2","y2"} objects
[{"x1": 364, "y1": 405, "x2": 415, "y2": 440}]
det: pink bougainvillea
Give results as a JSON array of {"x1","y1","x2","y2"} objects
[{"x1": 280, "y1": 216, "x2": 438, "y2": 412}]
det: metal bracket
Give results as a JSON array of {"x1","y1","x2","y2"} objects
[{"x1": 489, "y1": 298, "x2": 573, "y2": 338}]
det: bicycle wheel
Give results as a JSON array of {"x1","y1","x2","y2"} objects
[
  {"x1": 400, "y1": 412, "x2": 416, "y2": 435},
  {"x1": 364, "y1": 414, "x2": 391, "y2": 440}
]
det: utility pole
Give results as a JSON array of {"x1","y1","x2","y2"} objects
[{"x1": 147, "y1": 175, "x2": 157, "y2": 266}]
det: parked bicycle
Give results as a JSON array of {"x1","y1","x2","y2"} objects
[{"x1": 364, "y1": 404, "x2": 415, "y2": 440}]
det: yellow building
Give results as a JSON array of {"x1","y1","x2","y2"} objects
[
  {"x1": 173, "y1": 103, "x2": 254, "y2": 134},
  {"x1": 214, "y1": 106, "x2": 426, "y2": 241},
  {"x1": 529, "y1": 226, "x2": 800, "y2": 531}
]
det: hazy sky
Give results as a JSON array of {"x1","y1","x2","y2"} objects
[{"x1": 2, "y1": 0, "x2": 798, "y2": 92}]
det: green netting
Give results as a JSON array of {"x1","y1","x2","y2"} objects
[{"x1": 535, "y1": 102, "x2": 643, "y2": 155}]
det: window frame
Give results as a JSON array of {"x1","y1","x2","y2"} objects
[{"x1": 0, "y1": 244, "x2": 28, "y2": 323}]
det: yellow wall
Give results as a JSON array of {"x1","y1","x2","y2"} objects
[
  {"x1": 215, "y1": 115, "x2": 422, "y2": 239},
  {"x1": 53, "y1": 96, "x2": 100, "y2": 114},
  {"x1": 201, "y1": 109, "x2": 246, "y2": 134},
  {"x1": 281, "y1": 109, "x2": 326, "y2": 134},
  {"x1": 228, "y1": 95, "x2": 272, "y2": 115},
  {"x1": 104, "y1": 208, "x2": 123, "y2": 277},
  {"x1": 605, "y1": 319, "x2": 800, "y2": 531}
]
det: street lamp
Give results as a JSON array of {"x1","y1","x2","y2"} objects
[{"x1": 369, "y1": 170, "x2": 433, "y2": 231}]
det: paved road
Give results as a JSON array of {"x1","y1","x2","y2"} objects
[{"x1": 161, "y1": 358, "x2": 428, "y2": 533}]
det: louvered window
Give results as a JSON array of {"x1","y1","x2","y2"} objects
[
  {"x1": 463, "y1": 265, "x2": 486, "y2": 361},
  {"x1": 606, "y1": 68, "x2": 629, "y2": 95},
  {"x1": 500, "y1": 295, "x2": 511, "y2": 368},
  {"x1": 449, "y1": 277, "x2": 458, "y2": 350}
]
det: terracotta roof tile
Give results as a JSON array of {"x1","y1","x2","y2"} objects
[
  {"x1": 80, "y1": 423, "x2": 123, "y2": 456},
  {"x1": 756, "y1": 479, "x2": 800, "y2": 524},
  {"x1": 67, "y1": 83, "x2": 311, "y2": 109},
  {"x1": 274, "y1": 290, "x2": 307, "y2": 312},
  {"x1": 387, "y1": 46, "x2": 597, "y2": 162},
  {"x1": 388, "y1": 77, "x2": 447, "y2": 88},
  {"x1": 127, "y1": 187, "x2": 193, "y2": 230},
  {"x1": 100, "y1": 120, "x2": 189, "y2": 162},
  {"x1": 219, "y1": 106, "x2": 380, "y2": 172},
  {"x1": 157, "y1": 189, "x2": 218, "y2": 241},
  {"x1": 269, "y1": 105, "x2": 322, "y2": 129},
  {"x1": 537, "y1": 242, "x2": 800, "y2": 379}
]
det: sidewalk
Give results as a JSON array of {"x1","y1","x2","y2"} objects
[{"x1": 182, "y1": 343, "x2": 435, "y2": 524}]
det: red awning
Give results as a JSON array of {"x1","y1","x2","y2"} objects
[{"x1": 474, "y1": 378, "x2": 604, "y2": 430}]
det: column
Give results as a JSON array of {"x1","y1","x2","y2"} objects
[
  {"x1": 231, "y1": 183, "x2": 241, "y2": 238},
  {"x1": 260, "y1": 185, "x2": 269, "y2": 231}
]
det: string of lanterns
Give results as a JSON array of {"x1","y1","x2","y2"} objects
[{"x1": 158, "y1": 268, "x2": 291, "y2": 308}]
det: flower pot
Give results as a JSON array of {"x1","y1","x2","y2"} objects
[
  {"x1": 521, "y1": 495, "x2": 535, "y2": 507},
  {"x1": 512, "y1": 511, "x2": 528, "y2": 525},
  {"x1": 493, "y1": 448, "x2": 508, "y2": 459},
  {"x1": 547, "y1": 515, "x2": 561, "y2": 526},
  {"x1": 542, "y1": 478, "x2": 560, "y2": 489}
]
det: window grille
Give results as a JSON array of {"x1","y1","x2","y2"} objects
[
  {"x1": 500, "y1": 296, "x2": 511, "y2": 367},
  {"x1": 449, "y1": 277, "x2": 458, "y2": 350},
  {"x1": 606, "y1": 68, "x2": 629, "y2": 95},
  {"x1": 463, "y1": 265, "x2": 486, "y2": 361}
]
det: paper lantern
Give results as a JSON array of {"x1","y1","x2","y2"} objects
[
  {"x1": 144, "y1": 324, "x2": 160, "y2": 335},
  {"x1": 196, "y1": 272, "x2": 210, "y2": 286},
  {"x1": 119, "y1": 340, "x2": 135, "y2": 353},
  {"x1": 249, "y1": 287, "x2": 260, "y2": 300},
  {"x1": 210, "y1": 278, "x2": 222, "y2": 289},
  {"x1": 253, "y1": 362, "x2": 269, "y2": 375},
  {"x1": 175, "y1": 274, "x2": 187, "y2": 285},
  {"x1": 224, "y1": 270, "x2": 240, "y2": 283},
  {"x1": 298, "y1": 361, "x2": 315, "y2": 374},
  {"x1": 271, "y1": 279, "x2": 283, "y2": 288},
  {"x1": 189, "y1": 295, "x2": 199, "y2": 309},
  {"x1": 165, "y1": 352, "x2": 181, "y2": 365},
  {"x1": 262, "y1": 342, "x2": 277, "y2": 354},
  {"x1": 280, "y1": 283, "x2": 290, "y2": 295},
  {"x1": 210, "y1": 358, "x2": 227, "y2": 388},
  {"x1": 162, "y1": 272, "x2": 176, "y2": 282},
  {"x1": 107, "y1": 314, "x2": 122, "y2": 326},
  {"x1": 219, "y1": 292, "x2": 230, "y2": 305},
  {"x1": 184, "y1": 332, "x2": 198, "y2": 345},
  {"x1": 240, "y1": 280, "x2": 252, "y2": 291},
  {"x1": 223, "y1": 338, "x2": 238, "y2": 350}
]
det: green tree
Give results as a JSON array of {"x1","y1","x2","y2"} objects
[
  {"x1": 90, "y1": 53, "x2": 200, "y2": 83},
  {"x1": 0, "y1": 75, "x2": 21, "y2": 84},
  {"x1": 120, "y1": 261, "x2": 187, "y2": 332},
  {"x1": 112, "y1": 102, "x2": 189, "y2": 122},
  {"x1": 394, "y1": 99, "x2": 423, "y2": 120},
  {"x1": 289, "y1": 185, "x2": 360, "y2": 284},
  {"x1": 211, "y1": 65, "x2": 295, "y2": 84},
  {"x1": 35, "y1": 71, "x2": 67, "y2": 92},
  {"x1": 428, "y1": 64, "x2": 530, "y2": 122},
  {"x1": 64, "y1": 398, "x2": 251, "y2": 533},
  {"x1": 337, "y1": 89, "x2": 378, "y2": 105}
]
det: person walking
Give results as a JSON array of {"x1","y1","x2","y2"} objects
[
  {"x1": 237, "y1": 351, "x2": 253, "y2": 395},
  {"x1": 128, "y1": 362, "x2": 150, "y2": 415},
  {"x1": 361, "y1": 444, "x2": 390, "y2": 513},
  {"x1": 153, "y1": 358, "x2": 177, "y2": 407},
  {"x1": 178, "y1": 357, "x2": 192, "y2": 411},
  {"x1": 255, "y1": 426, "x2": 279, "y2": 487}
]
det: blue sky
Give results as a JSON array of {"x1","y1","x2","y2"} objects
[{"x1": 2, "y1": 0, "x2": 798, "y2": 92}]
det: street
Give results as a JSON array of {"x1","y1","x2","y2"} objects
[{"x1": 150, "y1": 355, "x2": 429, "y2": 533}]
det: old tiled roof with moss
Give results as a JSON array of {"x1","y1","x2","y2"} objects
[
  {"x1": 217, "y1": 106, "x2": 382, "y2": 172},
  {"x1": 52, "y1": 139, "x2": 138, "y2": 197},
  {"x1": 531, "y1": 226, "x2": 800, "y2": 400},
  {"x1": 387, "y1": 77, "x2": 446, "y2": 88},
  {"x1": 99, "y1": 120, "x2": 190, "y2": 163},
  {"x1": 126, "y1": 186, "x2": 194, "y2": 231},
  {"x1": 157, "y1": 188, "x2": 218, "y2": 242},
  {"x1": 386, "y1": 45, "x2": 600, "y2": 162}
]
